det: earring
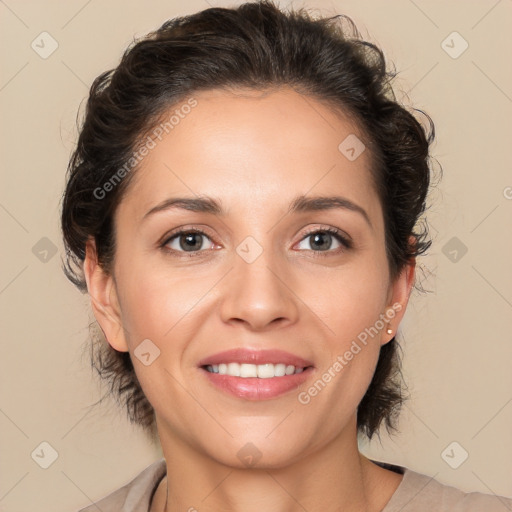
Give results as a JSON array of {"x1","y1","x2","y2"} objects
[{"x1": 386, "y1": 325, "x2": 393, "y2": 335}]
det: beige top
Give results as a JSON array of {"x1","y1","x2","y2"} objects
[{"x1": 76, "y1": 458, "x2": 512, "y2": 511}]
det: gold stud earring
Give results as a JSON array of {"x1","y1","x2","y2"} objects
[{"x1": 386, "y1": 325, "x2": 393, "y2": 335}]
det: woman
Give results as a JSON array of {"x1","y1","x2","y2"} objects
[{"x1": 61, "y1": 1, "x2": 511, "y2": 511}]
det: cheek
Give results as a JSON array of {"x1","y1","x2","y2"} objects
[
  {"x1": 299, "y1": 273, "x2": 388, "y2": 435},
  {"x1": 117, "y1": 268, "x2": 209, "y2": 345},
  {"x1": 306, "y1": 260, "x2": 389, "y2": 339},
  {"x1": 112, "y1": 263, "x2": 208, "y2": 415},
  {"x1": 301, "y1": 257, "x2": 389, "y2": 400}
]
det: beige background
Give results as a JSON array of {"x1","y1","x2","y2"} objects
[{"x1": 1, "y1": 0, "x2": 511, "y2": 510}]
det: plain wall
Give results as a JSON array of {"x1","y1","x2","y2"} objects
[{"x1": 1, "y1": 1, "x2": 511, "y2": 510}]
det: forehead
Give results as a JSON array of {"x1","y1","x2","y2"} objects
[{"x1": 117, "y1": 87, "x2": 381, "y2": 224}]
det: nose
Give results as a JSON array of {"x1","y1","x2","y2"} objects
[{"x1": 219, "y1": 244, "x2": 300, "y2": 331}]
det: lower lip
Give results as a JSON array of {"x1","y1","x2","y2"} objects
[{"x1": 200, "y1": 367, "x2": 314, "y2": 400}]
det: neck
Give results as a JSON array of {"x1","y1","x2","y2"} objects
[{"x1": 151, "y1": 417, "x2": 398, "y2": 512}]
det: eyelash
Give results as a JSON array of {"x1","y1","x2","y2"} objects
[{"x1": 159, "y1": 226, "x2": 352, "y2": 258}]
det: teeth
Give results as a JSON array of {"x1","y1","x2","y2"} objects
[
  {"x1": 285, "y1": 365, "x2": 296, "y2": 375},
  {"x1": 205, "y1": 363, "x2": 304, "y2": 378},
  {"x1": 227, "y1": 362, "x2": 240, "y2": 376}
]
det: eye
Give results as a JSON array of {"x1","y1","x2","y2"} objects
[
  {"x1": 295, "y1": 227, "x2": 351, "y2": 254},
  {"x1": 161, "y1": 229, "x2": 216, "y2": 255},
  {"x1": 160, "y1": 226, "x2": 352, "y2": 258}
]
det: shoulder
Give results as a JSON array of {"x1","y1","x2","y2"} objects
[
  {"x1": 76, "y1": 458, "x2": 166, "y2": 512},
  {"x1": 382, "y1": 464, "x2": 512, "y2": 512}
]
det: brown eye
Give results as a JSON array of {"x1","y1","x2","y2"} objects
[
  {"x1": 296, "y1": 228, "x2": 351, "y2": 253},
  {"x1": 163, "y1": 230, "x2": 215, "y2": 254}
]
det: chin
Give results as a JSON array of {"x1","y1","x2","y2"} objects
[{"x1": 204, "y1": 436, "x2": 308, "y2": 471}]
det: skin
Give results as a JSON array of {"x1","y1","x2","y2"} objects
[{"x1": 84, "y1": 86, "x2": 416, "y2": 512}]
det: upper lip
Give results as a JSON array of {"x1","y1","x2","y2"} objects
[{"x1": 198, "y1": 348, "x2": 314, "y2": 368}]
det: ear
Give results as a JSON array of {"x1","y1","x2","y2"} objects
[
  {"x1": 83, "y1": 238, "x2": 129, "y2": 352},
  {"x1": 381, "y1": 237, "x2": 417, "y2": 346}
]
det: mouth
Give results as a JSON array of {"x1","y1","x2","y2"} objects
[{"x1": 197, "y1": 348, "x2": 315, "y2": 400}]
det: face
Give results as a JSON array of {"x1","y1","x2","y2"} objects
[{"x1": 85, "y1": 86, "x2": 414, "y2": 468}]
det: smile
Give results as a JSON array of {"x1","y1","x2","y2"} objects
[{"x1": 204, "y1": 362, "x2": 307, "y2": 378}]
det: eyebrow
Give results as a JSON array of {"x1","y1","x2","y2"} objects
[{"x1": 143, "y1": 194, "x2": 372, "y2": 228}]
